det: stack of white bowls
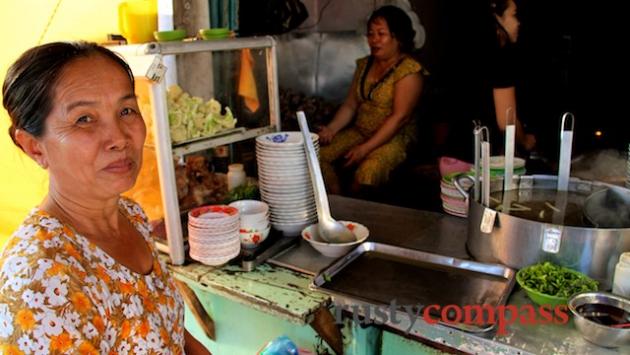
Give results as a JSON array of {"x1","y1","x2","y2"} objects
[
  {"x1": 229, "y1": 200, "x2": 271, "y2": 248},
  {"x1": 188, "y1": 205, "x2": 241, "y2": 266},
  {"x1": 256, "y1": 132, "x2": 319, "y2": 236}
]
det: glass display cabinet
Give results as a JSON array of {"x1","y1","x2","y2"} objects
[{"x1": 110, "y1": 37, "x2": 280, "y2": 265}]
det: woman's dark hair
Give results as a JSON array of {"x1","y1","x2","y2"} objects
[
  {"x1": 490, "y1": 0, "x2": 512, "y2": 47},
  {"x1": 368, "y1": 5, "x2": 416, "y2": 54},
  {"x1": 2, "y1": 41, "x2": 135, "y2": 149}
]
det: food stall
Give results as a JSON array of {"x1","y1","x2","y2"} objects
[{"x1": 107, "y1": 32, "x2": 630, "y2": 353}]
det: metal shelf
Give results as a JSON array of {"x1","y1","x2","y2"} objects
[
  {"x1": 112, "y1": 37, "x2": 280, "y2": 266},
  {"x1": 171, "y1": 126, "x2": 276, "y2": 156}
]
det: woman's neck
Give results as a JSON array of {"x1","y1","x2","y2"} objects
[
  {"x1": 374, "y1": 52, "x2": 404, "y2": 69},
  {"x1": 42, "y1": 185, "x2": 123, "y2": 241}
]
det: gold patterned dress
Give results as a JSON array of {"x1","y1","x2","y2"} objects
[
  {"x1": 0, "y1": 198, "x2": 185, "y2": 355},
  {"x1": 321, "y1": 55, "x2": 423, "y2": 187}
]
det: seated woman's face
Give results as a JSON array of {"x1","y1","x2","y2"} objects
[
  {"x1": 37, "y1": 55, "x2": 146, "y2": 199},
  {"x1": 367, "y1": 17, "x2": 401, "y2": 60}
]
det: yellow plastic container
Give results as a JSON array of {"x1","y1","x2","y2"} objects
[{"x1": 118, "y1": 0, "x2": 157, "y2": 44}]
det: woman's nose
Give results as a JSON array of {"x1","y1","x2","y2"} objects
[{"x1": 105, "y1": 119, "x2": 129, "y2": 151}]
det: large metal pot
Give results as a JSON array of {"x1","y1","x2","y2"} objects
[{"x1": 456, "y1": 174, "x2": 630, "y2": 290}]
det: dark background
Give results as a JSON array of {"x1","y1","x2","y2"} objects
[{"x1": 410, "y1": 0, "x2": 627, "y2": 161}]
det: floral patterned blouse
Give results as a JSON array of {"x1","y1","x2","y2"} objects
[{"x1": 0, "y1": 198, "x2": 185, "y2": 355}]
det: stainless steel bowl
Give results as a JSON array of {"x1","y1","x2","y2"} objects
[{"x1": 568, "y1": 292, "x2": 630, "y2": 348}]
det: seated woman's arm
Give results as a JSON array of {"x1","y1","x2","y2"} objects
[
  {"x1": 319, "y1": 80, "x2": 360, "y2": 145},
  {"x1": 493, "y1": 86, "x2": 536, "y2": 151},
  {"x1": 344, "y1": 72, "x2": 423, "y2": 166}
]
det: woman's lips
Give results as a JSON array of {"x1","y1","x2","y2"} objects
[{"x1": 104, "y1": 158, "x2": 134, "y2": 173}]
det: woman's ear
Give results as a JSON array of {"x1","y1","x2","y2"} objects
[{"x1": 14, "y1": 129, "x2": 48, "y2": 169}]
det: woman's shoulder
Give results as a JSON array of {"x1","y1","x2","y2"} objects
[
  {"x1": 394, "y1": 56, "x2": 425, "y2": 80},
  {"x1": 0, "y1": 210, "x2": 75, "y2": 280},
  {"x1": 355, "y1": 55, "x2": 372, "y2": 72}
]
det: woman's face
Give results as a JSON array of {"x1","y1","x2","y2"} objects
[
  {"x1": 36, "y1": 55, "x2": 146, "y2": 200},
  {"x1": 367, "y1": 17, "x2": 401, "y2": 60},
  {"x1": 496, "y1": 0, "x2": 520, "y2": 43}
]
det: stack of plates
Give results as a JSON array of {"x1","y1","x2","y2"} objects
[
  {"x1": 188, "y1": 205, "x2": 241, "y2": 266},
  {"x1": 256, "y1": 132, "x2": 319, "y2": 236},
  {"x1": 487, "y1": 156, "x2": 526, "y2": 177},
  {"x1": 441, "y1": 172, "x2": 472, "y2": 217}
]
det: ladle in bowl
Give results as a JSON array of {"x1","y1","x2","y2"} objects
[{"x1": 296, "y1": 111, "x2": 356, "y2": 243}]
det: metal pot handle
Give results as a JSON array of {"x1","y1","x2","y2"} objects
[{"x1": 453, "y1": 174, "x2": 476, "y2": 200}]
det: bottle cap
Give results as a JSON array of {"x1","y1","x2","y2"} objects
[{"x1": 228, "y1": 163, "x2": 244, "y2": 171}]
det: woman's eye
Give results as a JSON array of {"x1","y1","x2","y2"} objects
[
  {"x1": 121, "y1": 107, "x2": 137, "y2": 117},
  {"x1": 76, "y1": 115, "x2": 93, "y2": 124}
]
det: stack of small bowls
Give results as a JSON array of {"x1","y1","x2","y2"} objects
[
  {"x1": 188, "y1": 205, "x2": 241, "y2": 266},
  {"x1": 256, "y1": 132, "x2": 319, "y2": 236},
  {"x1": 229, "y1": 200, "x2": 271, "y2": 248}
]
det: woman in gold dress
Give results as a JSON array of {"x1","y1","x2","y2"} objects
[{"x1": 319, "y1": 5, "x2": 425, "y2": 194}]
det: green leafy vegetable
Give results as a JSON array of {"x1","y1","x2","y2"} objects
[
  {"x1": 224, "y1": 183, "x2": 259, "y2": 204},
  {"x1": 518, "y1": 262, "x2": 598, "y2": 298}
]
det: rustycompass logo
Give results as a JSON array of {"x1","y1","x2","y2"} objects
[{"x1": 333, "y1": 300, "x2": 570, "y2": 335}]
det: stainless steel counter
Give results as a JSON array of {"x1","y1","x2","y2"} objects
[
  {"x1": 270, "y1": 195, "x2": 630, "y2": 354},
  {"x1": 269, "y1": 195, "x2": 469, "y2": 275}
]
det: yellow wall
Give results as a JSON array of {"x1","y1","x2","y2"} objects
[{"x1": 0, "y1": 1, "x2": 119, "y2": 245}]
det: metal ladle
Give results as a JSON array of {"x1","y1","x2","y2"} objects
[{"x1": 296, "y1": 111, "x2": 356, "y2": 243}]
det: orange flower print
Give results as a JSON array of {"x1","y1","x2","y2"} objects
[
  {"x1": 15, "y1": 309, "x2": 36, "y2": 331},
  {"x1": 153, "y1": 260, "x2": 162, "y2": 277},
  {"x1": 136, "y1": 319, "x2": 150, "y2": 338},
  {"x1": 1, "y1": 344, "x2": 24, "y2": 355},
  {"x1": 35, "y1": 229, "x2": 52, "y2": 242},
  {"x1": 64, "y1": 242, "x2": 82, "y2": 260},
  {"x1": 143, "y1": 297, "x2": 156, "y2": 313},
  {"x1": 62, "y1": 225, "x2": 75, "y2": 238},
  {"x1": 92, "y1": 315, "x2": 105, "y2": 333},
  {"x1": 119, "y1": 282, "x2": 134, "y2": 295},
  {"x1": 137, "y1": 280, "x2": 149, "y2": 298},
  {"x1": 160, "y1": 327, "x2": 169, "y2": 343},
  {"x1": 46, "y1": 261, "x2": 65, "y2": 277},
  {"x1": 158, "y1": 294, "x2": 168, "y2": 306},
  {"x1": 70, "y1": 291, "x2": 92, "y2": 314},
  {"x1": 96, "y1": 265, "x2": 111, "y2": 284},
  {"x1": 70, "y1": 266, "x2": 87, "y2": 279},
  {"x1": 121, "y1": 320, "x2": 131, "y2": 338},
  {"x1": 77, "y1": 341, "x2": 99, "y2": 355},
  {"x1": 50, "y1": 332, "x2": 73, "y2": 352}
]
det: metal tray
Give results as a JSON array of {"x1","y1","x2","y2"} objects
[{"x1": 312, "y1": 242, "x2": 516, "y2": 334}]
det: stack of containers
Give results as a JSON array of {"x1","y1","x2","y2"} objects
[
  {"x1": 440, "y1": 172, "x2": 473, "y2": 217},
  {"x1": 256, "y1": 132, "x2": 319, "y2": 236},
  {"x1": 438, "y1": 157, "x2": 473, "y2": 217},
  {"x1": 229, "y1": 200, "x2": 271, "y2": 248},
  {"x1": 187, "y1": 205, "x2": 241, "y2": 265}
]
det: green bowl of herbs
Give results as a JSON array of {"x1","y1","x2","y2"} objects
[{"x1": 516, "y1": 262, "x2": 599, "y2": 307}]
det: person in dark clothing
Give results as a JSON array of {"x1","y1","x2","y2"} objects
[{"x1": 489, "y1": 0, "x2": 536, "y2": 152}]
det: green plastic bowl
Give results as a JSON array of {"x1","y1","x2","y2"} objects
[
  {"x1": 153, "y1": 29, "x2": 186, "y2": 42},
  {"x1": 516, "y1": 266, "x2": 596, "y2": 307},
  {"x1": 198, "y1": 27, "x2": 230, "y2": 40}
]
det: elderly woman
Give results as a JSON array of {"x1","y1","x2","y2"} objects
[
  {"x1": 318, "y1": 5, "x2": 425, "y2": 194},
  {"x1": 0, "y1": 42, "x2": 208, "y2": 354}
]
